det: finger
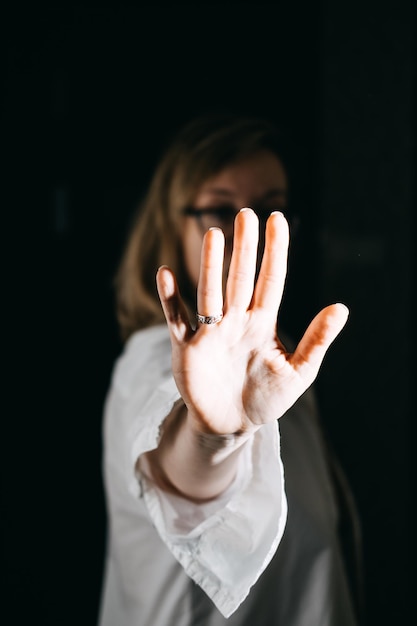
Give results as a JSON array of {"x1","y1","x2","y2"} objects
[
  {"x1": 251, "y1": 211, "x2": 289, "y2": 319},
  {"x1": 224, "y1": 208, "x2": 259, "y2": 312},
  {"x1": 156, "y1": 265, "x2": 192, "y2": 342},
  {"x1": 290, "y1": 303, "x2": 349, "y2": 382},
  {"x1": 197, "y1": 227, "x2": 225, "y2": 320}
]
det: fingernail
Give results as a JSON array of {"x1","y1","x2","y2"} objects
[{"x1": 270, "y1": 211, "x2": 284, "y2": 217}]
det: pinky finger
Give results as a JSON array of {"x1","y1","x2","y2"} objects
[
  {"x1": 156, "y1": 265, "x2": 192, "y2": 342},
  {"x1": 290, "y1": 303, "x2": 349, "y2": 383}
]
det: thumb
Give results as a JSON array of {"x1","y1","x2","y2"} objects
[{"x1": 290, "y1": 303, "x2": 349, "y2": 383}]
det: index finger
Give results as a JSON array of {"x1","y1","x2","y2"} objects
[{"x1": 251, "y1": 211, "x2": 289, "y2": 318}]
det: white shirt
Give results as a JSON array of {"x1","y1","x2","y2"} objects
[{"x1": 98, "y1": 325, "x2": 357, "y2": 626}]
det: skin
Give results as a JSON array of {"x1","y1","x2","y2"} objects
[
  {"x1": 181, "y1": 150, "x2": 288, "y2": 289},
  {"x1": 144, "y1": 150, "x2": 349, "y2": 501}
]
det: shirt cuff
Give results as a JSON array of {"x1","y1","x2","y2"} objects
[{"x1": 129, "y1": 382, "x2": 287, "y2": 618}]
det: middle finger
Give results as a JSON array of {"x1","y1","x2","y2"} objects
[{"x1": 224, "y1": 208, "x2": 259, "y2": 312}]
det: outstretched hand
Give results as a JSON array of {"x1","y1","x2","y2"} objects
[{"x1": 156, "y1": 208, "x2": 348, "y2": 436}]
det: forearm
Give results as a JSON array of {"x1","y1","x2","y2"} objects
[{"x1": 144, "y1": 401, "x2": 258, "y2": 502}]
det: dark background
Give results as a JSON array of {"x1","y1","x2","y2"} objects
[{"x1": 3, "y1": 3, "x2": 415, "y2": 625}]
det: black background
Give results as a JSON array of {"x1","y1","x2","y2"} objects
[{"x1": 3, "y1": 3, "x2": 415, "y2": 625}]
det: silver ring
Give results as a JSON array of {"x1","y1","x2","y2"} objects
[{"x1": 196, "y1": 312, "x2": 223, "y2": 325}]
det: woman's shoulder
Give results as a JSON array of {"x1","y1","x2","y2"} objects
[
  {"x1": 111, "y1": 324, "x2": 171, "y2": 392},
  {"x1": 126, "y1": 323, "x2": 170, "y2": 354}
]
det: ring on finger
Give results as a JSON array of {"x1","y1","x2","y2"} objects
[{"x1": 196, "y1": 312, "x2": 223, "y2": 325}]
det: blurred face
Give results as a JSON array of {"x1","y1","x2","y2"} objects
[{"x1": 181, "y1": 149, "x2": 288, "y2": 288}]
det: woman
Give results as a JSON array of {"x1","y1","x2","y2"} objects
[{"x1": 99, "y1": 113, "x2": 360, "y2": 625}]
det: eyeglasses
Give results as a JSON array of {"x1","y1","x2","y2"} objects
[{"x1": 182, "y1": 205, "x2": 287, "y2": 236}]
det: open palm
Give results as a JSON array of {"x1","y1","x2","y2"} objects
[{"x1": 156, "y1": 209, "x2": 348, "y2": 435}]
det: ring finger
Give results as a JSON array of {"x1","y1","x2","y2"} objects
[{"x1": 197, "y1": 227, "x2": 225, "y2": 321}]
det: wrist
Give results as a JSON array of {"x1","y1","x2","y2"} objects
[{"x1": 185, "y1": 413, "x2": 259, "y2": 464}]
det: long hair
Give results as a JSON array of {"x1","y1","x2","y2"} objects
[{"x1": 115, "y1": 112, "x2": 289, "y2": 342}]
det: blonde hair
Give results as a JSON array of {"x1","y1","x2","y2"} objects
[{"x1": 115, "y1": 112, "x2": 288, "y2": 342}]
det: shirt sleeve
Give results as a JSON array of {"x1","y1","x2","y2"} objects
[{"x1": 104, "y1": 325, "x2": 288, "y2": 618}]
